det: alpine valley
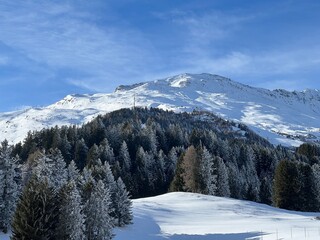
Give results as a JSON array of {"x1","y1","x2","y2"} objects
[{"x1": 1, "y1": 73, "x2": 320, "y2": 146}]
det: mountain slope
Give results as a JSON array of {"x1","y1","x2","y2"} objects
[
  {"x1": 1, "y1": 73, "x2": 320, "y2": 146},
  {"x1": 2, "y1": 192, "x2": 318, "y2": 240},
  {"x1": 114, "y1": 192, "x2": 320, "y2": 240}
]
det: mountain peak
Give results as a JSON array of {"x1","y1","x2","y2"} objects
[{"x1": 1, "y1": 73, "x2": 320, "y2": 146}]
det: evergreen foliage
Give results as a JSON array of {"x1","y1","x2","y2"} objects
[
  {"x1": 0, "y1": 140, "x2": 20, "y2": 233},
  {"x1": 1, "y1": 106, "x2": 319, "y2": 240},
  {"x1": 113, "y1": 177, "x2": 133, "y2": 227},
  {"x1": 11, "y1": 177, "x2": 58, "y2": 240},
  {"x1": 84, "y1": 180, "x2": 113, "y2": 240},
  {"x1": 56, "y1": 180, "x2": 86, "y2": 240}
]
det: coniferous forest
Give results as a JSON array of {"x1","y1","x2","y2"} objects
[{"x1": 1, "y1": 107, "x2": 320, "y2": 238}]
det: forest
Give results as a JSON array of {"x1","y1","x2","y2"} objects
[{"x1": 1, "y1": 107, "x2": 320, "y2": 239}]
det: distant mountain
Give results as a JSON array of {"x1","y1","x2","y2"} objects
[{"x1": 1, "y1": 73, "x2": 319, "y2": 146}]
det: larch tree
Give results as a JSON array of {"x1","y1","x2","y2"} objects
[{"x1": 181, "y1": 146, "x2": 201, "y2": 193}]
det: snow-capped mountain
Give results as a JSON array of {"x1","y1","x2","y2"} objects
[{"x1": 1, "y1": 73, "x2": 320, "y2": 146}]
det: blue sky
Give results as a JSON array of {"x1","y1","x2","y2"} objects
[{"x1": 1, "y1": 0, "x2": 320, "y2": 112}]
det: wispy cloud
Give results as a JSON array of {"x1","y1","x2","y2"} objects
[
  {"x1": 0, "y1": 55, "x2": 8, "y2": 65},
  {"x1": 0, "y1": 0, "x2": 157, "y2": 91},
  {"x1": 0, "y1": 0, "x2": 319, "y2": 95}
]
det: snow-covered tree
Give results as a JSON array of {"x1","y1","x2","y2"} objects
[
  {"x1": 67, "y1": 160, "x2": 82, "y2": 183},
  {"x1": 47, "y1": 148, "x2": 67, "y2": 190},
  {"x1": 57, "y1": 180, "x2": 86, "y2": 240},
  {"x1": 32, "y1": 152, "x2": 53, "y2": 183},
  {"x1": 165, "y1": 147, "x2": 178, "y2": 180},
  {"x1": 86, "y1": 144, "x2": 100, "y2": 167},
  {"x1": 84, "y1": 180, "x2": 113, "y2": 240},
  {"x1": 113, "y1": 177, "x2": 133, "y2": 227},
  {"x1": 215, "y1": 156, "x2": 230, "y2": 197},
  {"x1": 312, "y1": 164, "x2": 320, "y2": 210},
  {"x1": 200, "y1": 146, "x2": 217, "y2": 195},
  {"x1": 99, "y1": 138, "x2": 115, "y2": 164},
  {"x1": 0, "y1": 140, "x2": 20, "y2": 233},
  {"x1": 119, "y1": 141, "x2": 131, "y2": 172}
]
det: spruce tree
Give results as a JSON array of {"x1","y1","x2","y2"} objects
[
  {"x1": 84, "y1": 180, "x2": 113, "y2": 240},
  {"x1": 215, "y1": 156, "x2": 230, "y2": 197},
  {"x1": 113, "y1": 177, "x2": 133, "y2": 227},
  {"x1": 0, "y1": 140, "x2": 20, "y2": 233},
  {"x1": 67, "y1": 160, "x2": 82, "y2": 183},
  {"x1": 47, "y1": 148, "x2": 67, "y2": 190},
  {"x1": 119, "y1": 141, "x2": 131, "y2": 173},
  {"x1": 11, "y1": 177, "x2": 58, "y2": 240},
  {"x1": 99, "y1": 138, "x2": 115, "y2": 164},
  {"x1": 273, "y1": 160, "x2": 300, "y2": 210},
  {"x1": 200, "y1": 146, "x2": 216, "y2": 195},
  {"x1": 56, "y1": 181, "x2": 85, "y2": 240}
]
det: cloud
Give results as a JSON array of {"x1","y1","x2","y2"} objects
[
  {"x1": 0, "y1": 55, "x2": 9, "y2": 65},
  {"x1": 155, "y1": 10, "x2": 252, "y2": 46},
  {"x1": 0, "y1": 0, "x2": 156, "y2": 90}
]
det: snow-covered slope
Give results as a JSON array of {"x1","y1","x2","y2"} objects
[
  {"x1": 1, "y1": 73, "x2": 320, "y2": 146},
  {"x1": 2, "y1": 192, "x2": 319, "y2": 240},
  {"x1": 114, "y1": 192, "x2": 320, "y2": 240}
]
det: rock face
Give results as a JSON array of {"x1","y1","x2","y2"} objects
[{"x1": 1, "y1": 73, "x2": 320, "y2": 146}]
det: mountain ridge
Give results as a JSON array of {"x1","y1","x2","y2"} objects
[{"x1": 1, "y1": 73, "x2": 320, "y2": 146}]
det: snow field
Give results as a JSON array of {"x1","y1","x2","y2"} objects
[{"x1": 115, "y1": 192, "x2": 320, "y2": 240}]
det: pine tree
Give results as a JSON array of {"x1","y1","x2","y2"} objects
[
  {"x1": 84, "y1": 180, "x2": 113, "y2": 240},
  {"x1": 32, "y1": 152, "x2": 53, "y2": 184},
  {"x1": 67, "y1": 160, "x2": 82, "y2": 183},
  {"x1": 119, "y1": 141, "x2": 131, "y2": 173},
  {"x1": 199, "y1": 146, "x2": 217, "y2": 195},
  {"x1": 169, "y1": 153, "x2": 185, "y2": 192},
  {"x1": 273, "y1": 160, "x2": 300, "y2": 210},
  {"x1": 113, "y1": 177, "x2": 133, "y2": 227},
  {"x1": 165, "y1": 147, "x2": 178, "y2": 181},
  {"x1": 99, "y1": 138, "x2": 115, "y2": 164},
  {"x1": 56, "y1": 181, "x2": 86, "y2": 240},
  {"x1": 74, "y1": 138, "x2": 88, "y2": 170},
  {"x1": 86, "y1": 144, "x2": 100, "y2": 167},
  {"x1": 47, "y1": 148, "x2": 67, "y2": 190},
  {"x1": 215, "y1": 156, "x2": 230, "y2": 197},
  {"x1": 312, "y1": 164, "x2": 320, "y2": 210},
  {"x1": 0, "y1": 140, "x2": 20, "y2": 233},
  {"x1": 11, "y1": 177, "x2": 58, "y2": 240}
]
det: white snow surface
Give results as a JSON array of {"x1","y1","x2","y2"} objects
[
  {"x1": 1, "y1": 192, "x2": 320, "y2": 239},
  {"x1": 114, "y1": 192, "x2": 320, "y2": 240},
  {"x1": 1, "y1": 73, "x2": 320, "y2": 146}
]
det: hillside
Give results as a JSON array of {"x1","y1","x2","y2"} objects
[
  {"x1": 1, "y1": 73, "x2": 320, "y2": 146},
  {"x1": 2, "y1": 192, "x2": 318, "y2": 240},
  {"x1": 115, "y1": 192, "x2": 320, "y2": 240}
]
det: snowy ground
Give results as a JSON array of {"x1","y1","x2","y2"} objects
[
  {"x1": 1, "y1": 192, "x2": 320, "y2": 240},
  {"x1": 115, "y1": 192, "x2": 320, "y2": 240}
]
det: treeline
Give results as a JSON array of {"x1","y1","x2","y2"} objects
[
  {"x1": 1, "y1": 107, "x2": 320, "y2": 237},
  {"x1": 0, "y1": 142, "x2": 132, "y2": 239},
  {"x1": 12, "y1": 108, "x2": 271, "y2": 198}
]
